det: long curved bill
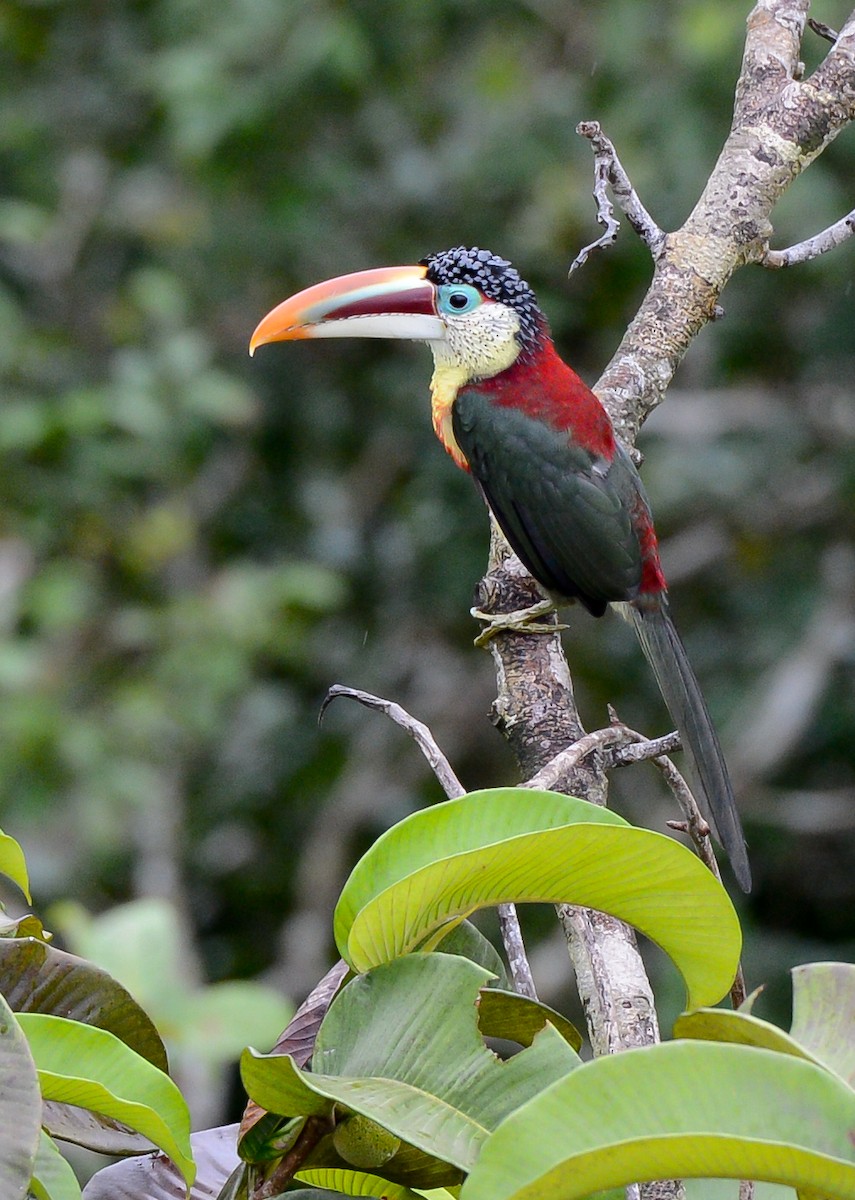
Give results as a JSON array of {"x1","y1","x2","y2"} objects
[{"x1": 249, "y1": 265, "x2": 445, "y2": 355}]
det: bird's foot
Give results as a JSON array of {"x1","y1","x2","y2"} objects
[{"x1": 470, "y1": 598, "x2": 567, "y2": 647}]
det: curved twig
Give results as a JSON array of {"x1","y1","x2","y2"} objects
[
  {"x1": 320, "y1": 685, "x2": 537, "y2": 999},
  {"x1": 571, "y1": 120, "x2": 666, "y2": 275}
]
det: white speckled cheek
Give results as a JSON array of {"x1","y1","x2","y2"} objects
[{"x1": 447, "y1": 304, "x2": 522, "y2": 379}]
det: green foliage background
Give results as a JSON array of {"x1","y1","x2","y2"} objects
[{"x1": 1, "y1": 0, "x2": 853, "y2": 1112}]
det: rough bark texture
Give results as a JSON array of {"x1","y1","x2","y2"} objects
[{"x1": 476, "y1": 520, "x2": 659, "y2": 1061}]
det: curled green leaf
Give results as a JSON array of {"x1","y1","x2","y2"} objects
[{"x1": 335, "y1": 789, "x2": 741, "y2": 1009}]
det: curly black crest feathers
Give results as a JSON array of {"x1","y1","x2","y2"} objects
[{"x1": 421, "y1": 246, "x2": 546, "y2": 349}]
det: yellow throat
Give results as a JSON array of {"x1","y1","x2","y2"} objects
[{"x1": 430, "y1": 363, "x2": 470, "y2": 470}]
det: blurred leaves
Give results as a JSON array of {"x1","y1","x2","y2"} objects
[{"x1": 53, "y1": 898, "x2": 292, "y2": 1068}]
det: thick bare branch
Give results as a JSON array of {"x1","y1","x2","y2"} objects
[
  {"x1": 474, "y1": 520, "x2": 660, "y2": 1065},
  {"x1": 475, "y1": 0, "x2": 855, "y2": 1089},
  {"x1": 804, "y1": 8, "x2": 855, "y2": 97},
  {"x1": 734, "y1": 0, "x2": 808, "y2": 123}
]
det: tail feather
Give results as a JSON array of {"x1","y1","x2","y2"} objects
[{"x1": 626, "y1": 599, "x2": 751, "y2": 892}]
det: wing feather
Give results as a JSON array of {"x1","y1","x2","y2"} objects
[{"x1": 453, "y1": 389, "x2": 643, "y2": 613}]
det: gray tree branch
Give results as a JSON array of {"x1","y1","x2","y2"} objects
[
  {"x1": 474, "y1": 0, "x2": 855, "y2": 1094},
  {"x1": 593, "y1": 0, "x2": 855, "y2": 445}
]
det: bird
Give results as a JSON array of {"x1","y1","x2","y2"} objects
[{"x1": 249, "y1": 245, "x2": 751, "y2": 891}]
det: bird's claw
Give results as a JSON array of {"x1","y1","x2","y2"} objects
[{"x1": 470, "y1": 599, "x2": 567, "y2": 647}]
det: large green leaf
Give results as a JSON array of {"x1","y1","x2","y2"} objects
[
  {"x1": 461, "y1": 1041, "x2": 855, "y2": 1200},
  {"x1": 0, "y1": 991, "x2": 41, "y2": 1199},
  {"x1": 241, "y1": 954, "x2": 580, "y2": 1187},
  {"x1": 28, "y1": 1132, "x2": 81, "y2": 1200},
  {"x1": 334, "y1": 788, "x2": 741, "y2": 1009},
  {"x1": 673, "y1": 1006, "x2": 819, "y2": 1068},
  {"x1": 335, "y1": 790, "x2": 625, "y2": 942},
  {"x1": 675, "y1": 961, "x2": 855, "y2": 1088},
  {"x1": 433, "y1": 920, "x2": 509, "y2": 988},
  {"x1": 17, "y1": 1013, "x2": 194, "y2": 1189}
]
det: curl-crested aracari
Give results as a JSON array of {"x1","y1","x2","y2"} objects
[{"x1": 250, "y1": 246, "x2": 750, "y2": 891}]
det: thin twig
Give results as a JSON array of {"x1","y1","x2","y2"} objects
[
  {"x1": 251, "y1": 1115, "x2": 334, "y2": 1200},
  {"x1": 320, "y1": 685, "x2": 537, "y2": 999},
  {"x1": 608, "y1": 709, "x2": 716, "y2": 867},
  {"x1": 496, "y1": 907, "x2": 537, "y2": 999},
  {"x1": 524, "y1": 724, "x2": 685, "y2": 788},
  {"x1": 569, "y1": 136, "x2": 620, "y2": 273},
  {"x1": 570, "y1": 121, "x2": 666, "y2": 274},
  {"x1": 495, "y1": 914, "x2": 536, "y2": 997},
  {"x1": 321, "y1": 685, "x2": 465, "y2": 799},
  {"x1": 610, "y1": 729, "x2": 683, "y2": 766},
  {"x1": 524, "y1": 726, "x2": 627, "y2": 791},
  {"x1": 762, "y1": 209, "x2": 855, "y2": 268},
  {"x1": 808, "y1": 17, "x2": 838, "y2": 43}
]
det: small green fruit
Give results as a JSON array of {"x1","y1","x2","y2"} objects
[{"x1": 332, "y1": 1113, "x2": 401, "y2": 1168}]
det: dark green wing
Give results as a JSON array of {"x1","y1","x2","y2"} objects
[{"x1": 453, "y1": 389, "x2": 643, "y2": 614}]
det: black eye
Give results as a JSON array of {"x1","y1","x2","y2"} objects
[{"x1": 448, "y1": 291, "x2": 470, "y2": 310}]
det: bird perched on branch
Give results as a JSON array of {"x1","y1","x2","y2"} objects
[{"x1": 250, "y1": 246, "x2": 750, "y2": 891}]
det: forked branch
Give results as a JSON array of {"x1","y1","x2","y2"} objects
[{"x1": 476, "y1": 0, "x2": 855, "y2": 1077}]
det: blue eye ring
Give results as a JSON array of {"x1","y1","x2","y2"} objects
[{"x1": 437, "y1": 283, "x2": 482, "y2": 315}]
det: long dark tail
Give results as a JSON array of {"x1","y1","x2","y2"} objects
[{"x1": 626, "y1": 598, "x2": 751, "y2": 892}]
